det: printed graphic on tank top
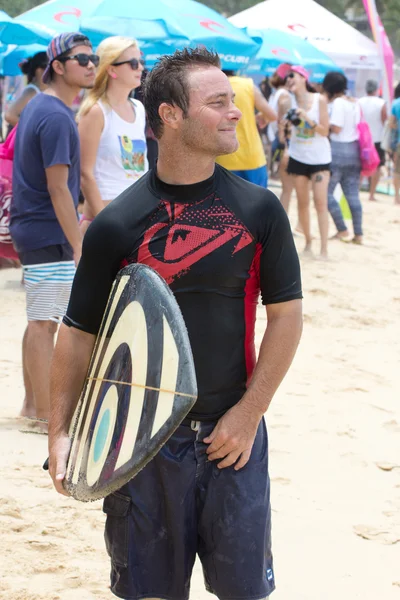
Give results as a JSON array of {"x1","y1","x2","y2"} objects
[
  {"x1": 118, "y1": 135, "x2": 146, "y2": 175},
  {"x1": 289, "y1": 93, "x2": 331, "y2": 165}
]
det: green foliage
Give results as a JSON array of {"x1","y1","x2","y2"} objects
[
  {"x1": 201, "y1": 0, "x2": 256, "y2": 15},
  {"x1": 202, "y1": 0, "x2": 360, "y2": 17},
  {"x1": 1, "y1": 0, "x2": 44, "y2": 18}
]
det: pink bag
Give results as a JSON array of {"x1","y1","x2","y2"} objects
[
  {"x1": 0, "y1": 127, "x2": 17, "y2": 244},
  {"x1": 357, "y1": 113, "x2": 380, "y2": 177}
]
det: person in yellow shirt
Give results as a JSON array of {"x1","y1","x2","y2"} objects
[{"x1": 217, "y1": 71, "x2": 277, "y2": 187}]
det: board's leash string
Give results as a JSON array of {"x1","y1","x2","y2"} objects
[
  {"x1": 13, "y1": 380, "x2": 196, "y2": 427},
  {"x1": 87, "y1": 377, "x2": 197, "y2": 399}
]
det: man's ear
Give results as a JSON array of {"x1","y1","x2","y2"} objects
[
  {"x1": 158, "y1": 103, "x2": 182, "y2": 131},
  {"x1": 51, "y1": 59, "x2": 65, "y2": 78}
]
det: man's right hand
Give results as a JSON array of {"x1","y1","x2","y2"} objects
[
  {"x1": 49, "y1": 434, "x2": 72, "y2": 496},
  {"x1": 73, "y1": 245, "x2": 82, "y2": 267}
]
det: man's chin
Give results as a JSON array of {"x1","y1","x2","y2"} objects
[{"x1": 216, "y1": 141, "x2": 239, "y2": 156}]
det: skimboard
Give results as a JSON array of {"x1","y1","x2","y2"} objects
[{"x1": 63, "y1": 263, "x2": 197, "y2": 502}]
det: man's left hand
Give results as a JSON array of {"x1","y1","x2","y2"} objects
[{"x1": 203, "y1": 402, "x2": 262, "y2": 470}]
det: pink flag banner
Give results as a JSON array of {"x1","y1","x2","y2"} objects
[{"x1": 363, "y1": 0, "x2": 394, "y2": 107}]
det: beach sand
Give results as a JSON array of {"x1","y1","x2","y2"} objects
[{"x1": 0, "y1": 190, "x2": 399, "y2": 599}]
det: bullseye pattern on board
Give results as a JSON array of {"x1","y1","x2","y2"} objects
[{"x1": 64, "y1": 264, "x2": 197, "y2": 502}]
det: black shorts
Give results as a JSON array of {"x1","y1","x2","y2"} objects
[
  {"x1": 103, "y1": 417, "x2": 275, "y2": 600},
  {"x1": 287, "y1": 156, "x2": 331, "y2": 178},
  {"x1": 375, "y1": 142, "x2": 385, "y2": 167}
]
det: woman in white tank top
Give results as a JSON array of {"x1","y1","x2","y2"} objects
[
  {"x1": 286, "y1": 66, "x2": 331, "y2": 258},
  {"x1": 78, "y1": 36, "x2": 148, "y2": 234}
]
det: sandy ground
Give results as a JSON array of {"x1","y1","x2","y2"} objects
[{"x1": 0, "y1": 189, "x2": 399, "y2": 600}]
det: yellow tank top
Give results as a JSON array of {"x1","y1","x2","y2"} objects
[{"x1": 217, "y1": 76, "x2": 266, "y2": 171}]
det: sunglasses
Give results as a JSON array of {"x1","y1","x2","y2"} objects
[
  {"x1": 112, "y1": 58, "x2": 145, "y2": 70},
  {"x1": 58, "y1": 53, "x2": 100, "y2": 67}
]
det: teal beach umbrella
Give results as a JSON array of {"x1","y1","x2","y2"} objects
[{"x1": 244, "y1": 28, "x2": 341, "y2": 81}]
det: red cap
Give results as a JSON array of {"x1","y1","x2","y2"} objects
[
  {"x1": 290, "y1": 65, "x2": 309, "y2": 81},
  {"x1": 276, "y1": 63, "x2": 292, "y2": 79}
]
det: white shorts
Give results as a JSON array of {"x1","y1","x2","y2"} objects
[{"x1": 20, "y1": 244, "x2": 75, "y2": 322}]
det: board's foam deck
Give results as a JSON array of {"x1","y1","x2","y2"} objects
[
  {"x1": 68, "y1": 276, "x2": 130, "y2": 486},
  {"x1": 151, "y1": 315, "x2": 180, "y2": 439},
  {"x1": 114, "y1": 301, "x2": 148, "y2": 471},
  {"x1": 63, "y1": 265, "x2": 197, "y2": 502}
]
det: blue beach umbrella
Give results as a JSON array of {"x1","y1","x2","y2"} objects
[
  {"x1": 244, "y1": 28, "x2": 341, "y2": 82},
  {"x1": 0, "y1": 43, "x2": 47, "y2": 76},
  {"x1": 0, "y1": 0, "x2": 261, "y2": 70},
  {"x1": 0, "y1": 8, "x2": 57, "y2": 46}
]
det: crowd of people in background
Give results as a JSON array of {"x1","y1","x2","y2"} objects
[
  {"x1": 0, "y1": 32, "x2": 399, "y2": 423},
  {"x1": 262, "y1": 62, "x2": 399, "y2": 257}
]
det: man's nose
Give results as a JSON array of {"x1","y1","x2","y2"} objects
[{"x1": 230, "y1": 105, "x2": 242, "y2": 121}]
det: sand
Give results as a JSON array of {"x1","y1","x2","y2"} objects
[{"x1": 0, "y1": 189, "x2": 399, "y2": 600}]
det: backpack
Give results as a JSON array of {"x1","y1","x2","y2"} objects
[
  {"x1": 0, "y1": 127, "x2": 17, "y2": 244},
  {"x1": 357, "y1": 109, "x2": 380, "y2": 177}
]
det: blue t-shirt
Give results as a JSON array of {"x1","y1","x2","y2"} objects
[
  {"x1": 10, "y1": 94, "x2": 80, "y2": 253},
  {"x1": 391, "y1": 98, "x2": 400, "y2": 145}
]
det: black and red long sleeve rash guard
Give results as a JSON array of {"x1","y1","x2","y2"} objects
[{"x1": 65, "y1": 165, "x2": 302, "y2": 421}]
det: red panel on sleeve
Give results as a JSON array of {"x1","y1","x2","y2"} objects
[{"x1": 244, "y1": 242, "x2": 261, "y2": 384}]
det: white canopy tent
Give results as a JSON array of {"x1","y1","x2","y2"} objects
[{"x1": 230, "y1": 0, "x2": 382, "y2": 95}]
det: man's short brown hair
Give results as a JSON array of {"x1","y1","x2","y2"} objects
[{"x1": 143, "y1": 47, "x2": 221, "y2": 139}]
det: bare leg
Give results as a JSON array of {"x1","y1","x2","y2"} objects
[
  {"x1": 312, "y1": 171, "x2": 330, "y2": 258},
  {"x1": 279, "y1": 151, "x2": 294, "y2": 213},
  {"x1": 369, "y1": 168, "x2": 381, "y2": 201},
  {"x1": 20, "y1": 326, "x2": 35, "y2": 418},
  {"x1": 394, "y1": 173, "x2": 400, "y2": 205},
  {"x1": 294, "y1": 175, "x2": 312, "y2": 253},
  {"x1": 25, "y1": 320, "x2": 58, "y2": 421}
]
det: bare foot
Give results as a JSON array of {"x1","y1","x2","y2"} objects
[
  {"x1": 24, "y1": 417, "x2": 48, "y2": 434},
  {"x1": 395, "y1": 198, "x2": 400, "y2": 205},
  {"x1": 369, "y1": 196, "x2": 378, "y2": 202},
  {"x1": 36, "y1": 420, "x2": 48, "y2": 434},
  {"x1": 20, "y1": 419, "x2": 48, "y2": 435},
  {"x1": 318, "y1": 251, "x2": 329, "y2": 261},
  {"x1": 20, "y1": 398, "x2": 36, "y2": 419},
  {"x1": 330, "y1": 230, "x2": 349, "y2": 240},
  {"x1": 302, "y1": 244, "x2": 314, "y2": 258}
]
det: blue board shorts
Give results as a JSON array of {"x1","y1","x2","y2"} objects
[
  {"x1": 231, "y1": 165, "x2": 268, "y2": 188},
  {"x1": 103, "y1": 417, "x2": 275, "y2": 600}
]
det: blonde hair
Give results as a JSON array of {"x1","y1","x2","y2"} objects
[{"x1": 78, "y1": 36, "x2": 138, "y2": 119}]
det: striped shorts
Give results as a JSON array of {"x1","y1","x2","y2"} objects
[{"x1": 19, "y1": 244, "x2": 75, "y2": 322}]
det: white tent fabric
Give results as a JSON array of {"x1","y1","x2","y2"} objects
[{"x1": 230, "y1": 0, "x2": 380, "y2": 71}]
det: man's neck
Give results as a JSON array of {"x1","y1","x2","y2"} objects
[
  {"x1": 45, "y1": 80, "x2": 80, "y2": 108},
  {"x1": 157, "y1": 144, "x2": 215, "y2": 185}
]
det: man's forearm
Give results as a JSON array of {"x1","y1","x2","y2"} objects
[
  {"x1": 49, "y1": 325, "x2": 95, "y2": 442},
  {"x1": 49, "y1": 187, "x2": 82, "y2": 252},
  {"x1": 241, "y1": 308, "x2": 303, "y2": 416},
  {"x1": 81, "y1": 173, "x2": 106, "y2": 216}
]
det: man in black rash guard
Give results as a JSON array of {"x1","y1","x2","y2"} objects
[{"x1": 49, "y1": 47, "x2": 303, "y2": 600}]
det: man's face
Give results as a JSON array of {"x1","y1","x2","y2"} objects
[
  {"x1": 56, "y1": 45, "x2": 96, "y2": 89},
  {"x1": 179, "y1": 67, "x2": 241, "y2": 157}
]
